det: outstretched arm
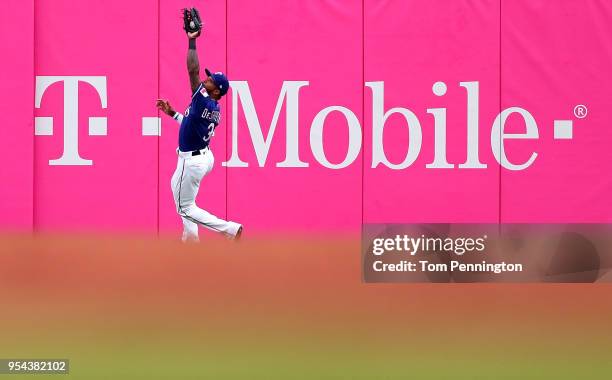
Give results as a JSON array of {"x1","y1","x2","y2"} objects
[{"x1": 187, "y1": 33, "x2": 201, "y2": 94}]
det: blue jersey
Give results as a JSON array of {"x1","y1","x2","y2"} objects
[{"x1": 178, "y1": 83, "x2": 221, "y2": 152}]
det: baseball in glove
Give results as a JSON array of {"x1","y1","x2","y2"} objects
[{"x1": 183, "y1": 7, "x2": 202, "y2": 35}]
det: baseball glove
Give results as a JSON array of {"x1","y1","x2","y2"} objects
[{"x1": 183, "y1": 7, "x2": 202, "y2": 35}]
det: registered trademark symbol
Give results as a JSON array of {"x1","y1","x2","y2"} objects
[{"x1": 574, "y1": 104, "x2": 588, "y2": 119}]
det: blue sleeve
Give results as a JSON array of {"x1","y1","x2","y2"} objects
[{"x1": 191, "y1": 82, "x2": 203, "y2": 98}]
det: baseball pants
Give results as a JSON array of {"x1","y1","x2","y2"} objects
[{"x1": 171, "y1": 148, "x2": 241, "y2": 242}]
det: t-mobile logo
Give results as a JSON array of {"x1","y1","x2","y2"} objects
[
  {"x1": 33, "y1": 77, "x2": 583, "y2": 169},
  {"x1": 224, "y1": 81, "x2": 581, "y2": 170},
  {"x1": 35, "y1": 76, "x2": 108, "y2": 165}
]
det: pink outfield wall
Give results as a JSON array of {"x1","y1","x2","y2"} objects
[
  {"x1": 0, "y1": 0, "x2": 34, "y2": 231},
  {"x1": 1, "y1": 0, "x2": 611, "y2": 237}
]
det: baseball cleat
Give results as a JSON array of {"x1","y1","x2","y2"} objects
[{"x1": 234, "y1": 225, "x2": 243, "y2": 241}]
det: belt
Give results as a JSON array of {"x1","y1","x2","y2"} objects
[{"x1": 177, "y1": 147, "x2": 209, "y2": 158}]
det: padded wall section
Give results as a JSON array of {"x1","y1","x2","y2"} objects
[
  {"x1": 500, "y1": 0, "x2": 612, "y2": 222},
  {"x1": 33, "y1": 0, "x2": 159, "y2": 233},
  {"x1": 0, "y1": 0, "x2": 34, "y2": 231},
  {"x1": 364, "y1": 0, "x2": 501, "y2": 224},
  {"x1": 226, "y1": 0, "x2": 364, "y2": 233}
]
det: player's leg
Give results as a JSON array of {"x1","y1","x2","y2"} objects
[
  {"x1": 176, "y1": 152, "x2": 242, "y2": 238},
  {"x1": 181, "y1": 217, "x2": 199, "y2": 242},
  {"x1": 171, "y1": 156, "x2": 184, "y2": 212},
  {"x1": 171, "y1": 155, "x2": 200, "y2": 241},
  {"x1": 183, "y1": 205, "x2": 241, "y2": 237}
]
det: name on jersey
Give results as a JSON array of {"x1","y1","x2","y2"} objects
[{"x1": 202, "y1": 108, "x2": 220, "y2": 124}]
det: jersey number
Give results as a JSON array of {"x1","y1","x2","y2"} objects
[{"x1": 203, "y1": 123, "x2": 215, "y2": 142}]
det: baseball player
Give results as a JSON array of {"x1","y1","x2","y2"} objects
[{"x1": 156, "y1": 8, "x2": 242, "y2": 242}]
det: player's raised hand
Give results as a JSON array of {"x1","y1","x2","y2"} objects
[
  {"x1": 183, "y1": 8, "x2": 202, "y2": 39},
  {"x1": 156, "y1": 99, "x2": 175, "y2": 116}
]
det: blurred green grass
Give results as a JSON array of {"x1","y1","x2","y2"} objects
[
  {"x1": 2, "y1": 327, "x2": 611, "y2": 379},
  {"x1": 1, "y1": 235, "x2": 611, "y2": 379}
]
